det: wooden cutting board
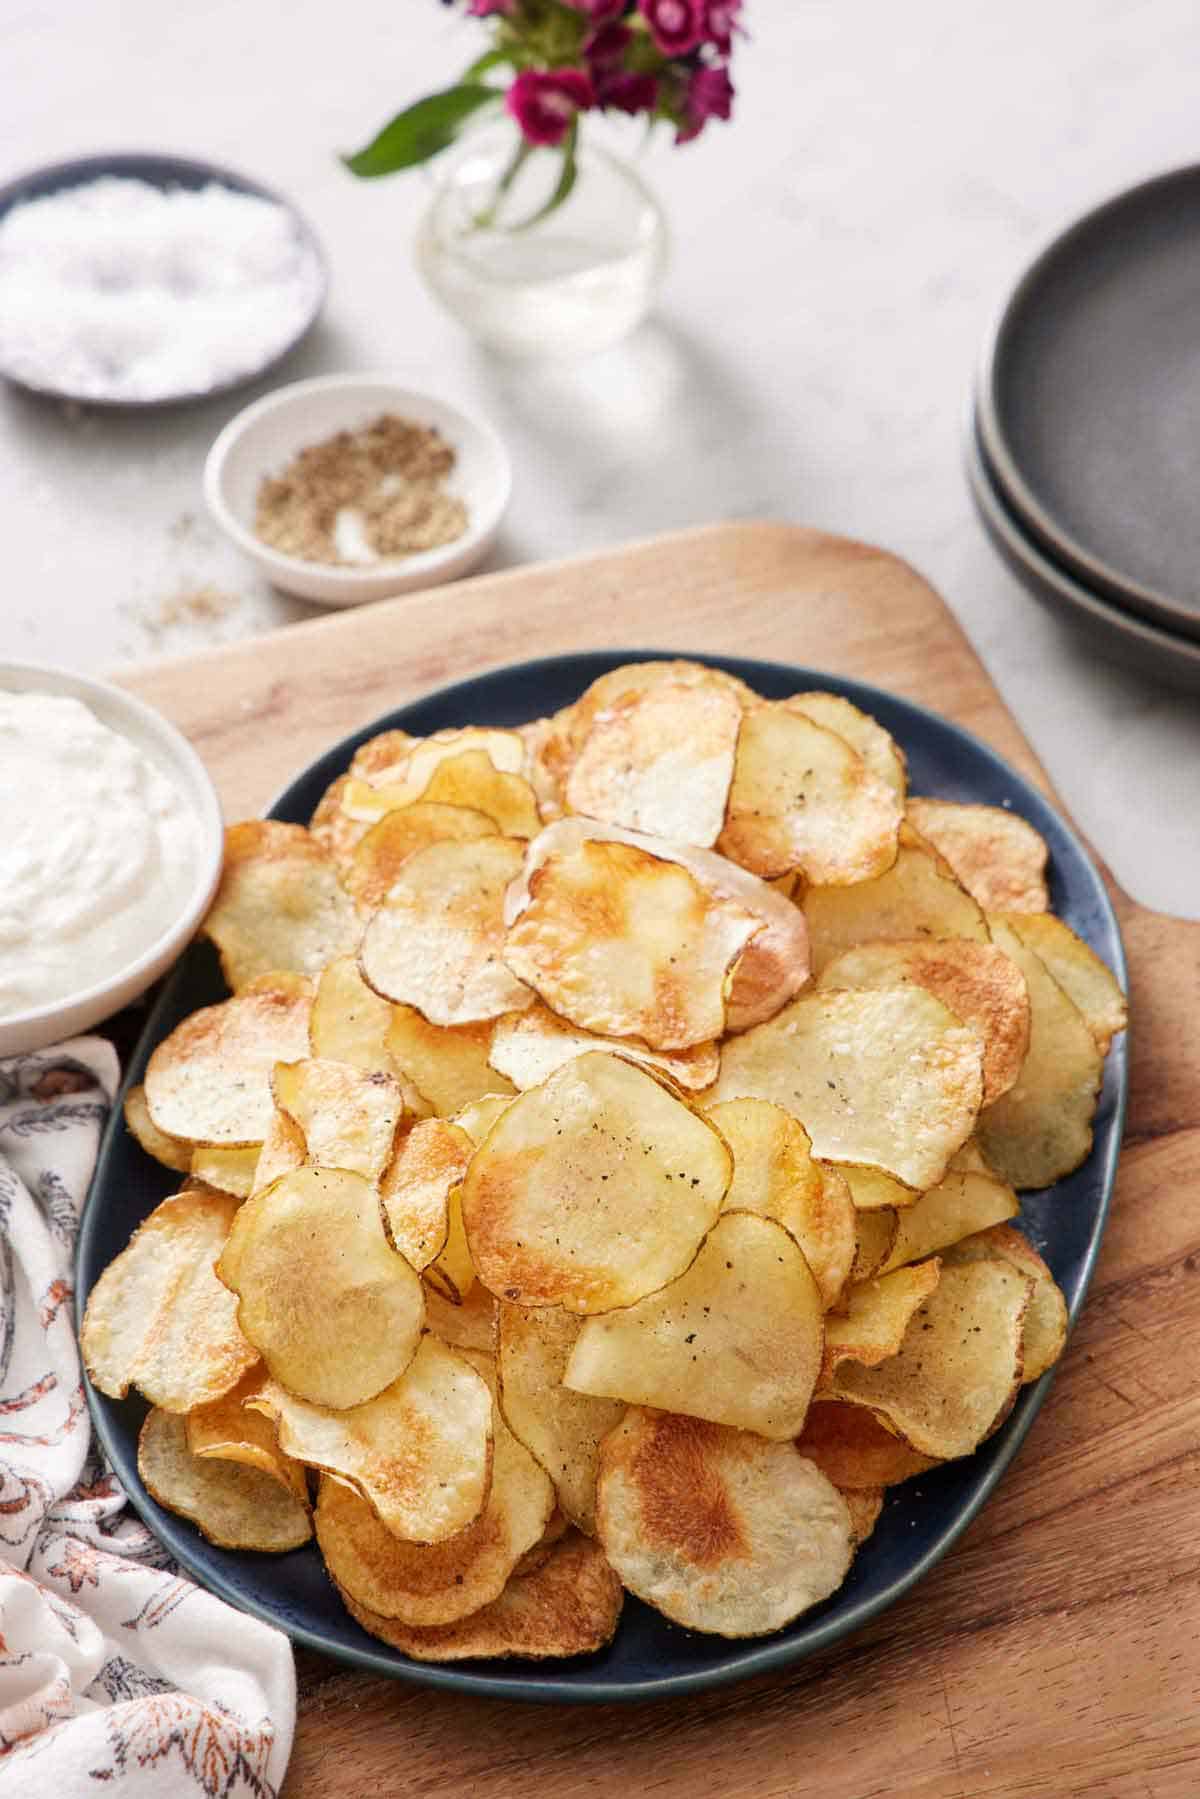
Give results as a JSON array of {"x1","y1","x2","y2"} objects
[{"x1": 120, "y1": 523, "x2": 1200, "y2": 1799}]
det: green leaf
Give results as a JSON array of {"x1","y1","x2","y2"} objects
[{"x1": 342, "y1": 85, "x2": 499, "y2": 179}]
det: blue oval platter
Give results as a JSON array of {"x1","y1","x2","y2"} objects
[{"x1": 76, "y1": 650, "x2": 1128, "y2": 1704}]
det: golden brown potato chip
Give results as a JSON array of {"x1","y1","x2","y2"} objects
[
  {"x1": 511, "y1": 1505, "x2": 571, "y2": 1580},
  {"x1": 489, "y1": 1002, "x2": 719, "y2": 1095},
  {"x1": 711, "y1": 987, "x2": 984, "y2": 1191},
  {"x1": 508, "y1": 818, "x2": 810, "y2": 1035},
  {"x1": 849, "y1": 1203, "x2": 900, "y2": 1283},
  {"x1": 190, "y1": 1142, "x2": 261, "y2": 1199},
  {"x1": 840, "y1": 1485, "x2": 884, "y2": 1546},
  {"x1": 516, "y1": 715, "x2": 568, "y2": 822},
  {"x1": 310, "y1": 770, "x2": 371, "y2": 870},
  {"x1": 795, "y1": 1400, "x2": 939, "y2": 1488},
  {"x1": 185, "y1": 1369, "x2": 308, "y2": 1502},
  {"x1": 349, "y1": 726, "x2": 416, "y2": 783},
  {"x1": 596, "y1": 1410, "x2": 853, "y2": 1638},
  {"x1": 344, "y1": 1528, "x2": 623, "y2": 1662},
  {"x1": 995, "y1": 913, "x2": 1127, "y2": 1054},
  {"x1": 462, "y1": 1052, "x2": 730, "y2": 1313},
  {"x1": 423, "y1": 1186, "x2": 478, "y2": 1305},
  {"x1": 566, "y1": 1212, "x2": 824, "y2": 1439},
  {"x1": 565, "y1": 679, "x2": 742, "y2": 848},
  {"x1": 503, "y1": 838, "x2": 759, "y2": 1050},
  {"x1": 124, "y1": 1083, "x2": 192, "y2": 1173},
  {"x1": 272, "y1": 1058, "x2": 405, "y2": 1182},
  {"x1": 942, "y1": 1224, "x2": 1068, "y2": 1382},
  {"x1": 349, "y1": 727, "x2": 527, "y2": 807},
  {"x1": 497, "y1": 1303, "x2": 625, "y2": 1535},
  {"x1": 345, "y1": 801, "x2": 499, "y2": 909},
  {"x1": 818, "y1": 938, "x2": 1030, "y2": 1106},
  {"x1": 820, "y1": 1260, "x2": 941, "y2": 1383},
  {"x1": 417, "y1": 751, "x2": 542, "y2": 840},
  {"x1": 565, "y1": 660, "x2": 754, "y2": 758},
  {"x1": 139, "y1": 1409, "x2": 311, "y2": 1552},
  {"x1": 315, "y1": 1352, "x2": 554, "y2": 1625},
  {"x1": 880, "y1": 1169, "x2": 1019, "y2": 1274},
  {"x1": 144, "y1": 973, "x2": 314, "y2": 1147},
  {"x1": 310, "y1": 955, "x2": 398, "y2": 1073},
  {"x1": 976, "y1": 919, "x2": 1104, "y2": 1189},
  {"x1": 906, "y1": 799, "x2": 1050, "y2": 914},
  {"x1": 81, "y1": 1186, "x2": 258, "y2": 1412},
  {"x1": 217, "y1": 1166, "x2": 424, "y2": 1409},
  {"x1": 379, "y1": 1117, "x2": 473, "y2": 1271},
  {"x1": 783, "y1": 693, "x2": 907, "y2": 802},
  {"x1": 839, "y1": 1164, "x2": 917, "y2": 1212},
  {"x1": 201, "y1": 821, "x2": 363, "y2": 992},
  {"x1": 829, "y1": 1261, "x2": 1031, "y2": 1459},
  {"x1": 360, "y1": 837, "x2": 534, "y2": 1027},
  {"x1": 424, "y1": 1280, "x2": 499, "y2": 1354},
  {"x1": 719, "y1": 702, "x2": 902, "y2": 883},
  {"x1": 705, "y1": 1099, "x2": 855, "y2": 1309},
  {"x1": 252, "y1": 1109, "x2": 307, "y2": 1193},
  {"x1": 803, "y1": 825, "x2": 990, "y2": 974},
  {"x1": 248, "y1": 1336, "x2": 493, "y2": 1542},
  {"x1": 451, "y1": 1092, "x2": 515, "y2": 1146},
  {"x1": 384, "y1": 1006, "x2": 514, "y2": 1119}
]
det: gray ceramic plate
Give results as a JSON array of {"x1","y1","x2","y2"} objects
[{"x1": 976, "y1": 164, "x2": 1200, "y2": 643}]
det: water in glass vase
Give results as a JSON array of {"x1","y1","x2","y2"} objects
[{"x1": 415, "y1": 130, "x2": 668, "y2": 359}]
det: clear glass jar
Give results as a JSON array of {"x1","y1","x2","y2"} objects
[{"x1": 415, "y1": 127, "x2": 669, "y2": 359}]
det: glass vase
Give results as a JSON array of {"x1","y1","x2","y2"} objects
[{"x1": 415, "y1": 127, "x2": 669, "y2": 360}]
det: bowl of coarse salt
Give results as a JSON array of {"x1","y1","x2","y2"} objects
[
  {"x1": 203, "y1": 373, "x2": 513, "y2": 605},
  {"x1": 0, "y1": 152, "x2": 327, "y2": 406}
]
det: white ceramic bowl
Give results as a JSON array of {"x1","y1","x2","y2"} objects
[
  {"x1": 0, "y1": 664, "x2": 224, "y2": 1056},
  {"x1": 203, "y1": 374, "x2": 512, "y2": 606}
]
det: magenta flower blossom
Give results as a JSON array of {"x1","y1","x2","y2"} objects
[
  {"x1": 638, "y1": 0, "x2": 704, "y2": 56},
  {"x1": 506, "y1": 68, "x2": 595, "y2": 147},
  {"x1": 465, "y1": 0, "x2": 514, "y2": 14},
  {"x1": 704, "y1": 0, "x2": 742, "y2": 52},
  {"x1": 563, "y1": 0, "x2": 627, "y2": 20},
  {"x1": 676, "y1": 60, "x2": 734, "y2": 141}
]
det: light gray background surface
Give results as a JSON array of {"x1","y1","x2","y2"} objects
[{"x1": 4, "y1": 0, "x2": 1196, "y2": 917}]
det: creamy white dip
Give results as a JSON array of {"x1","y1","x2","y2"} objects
[{"x1": 0, "y1": 692, "x2": 197, "y2": 1017}]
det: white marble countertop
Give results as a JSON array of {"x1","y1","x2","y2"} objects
[{"x1": 4, "y1": 0, "x2": 1197, "y2": 920}]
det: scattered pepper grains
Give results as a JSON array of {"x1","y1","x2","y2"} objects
[{"x1": 254, "y1": 414, "x2": 469, "y2": 566}]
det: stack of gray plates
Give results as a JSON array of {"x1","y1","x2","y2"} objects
[{"x1": 968, "y1": 164, "x2": 1200, "y2": 691}]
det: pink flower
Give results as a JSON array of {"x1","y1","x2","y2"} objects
[
  {"x1": 704, "y1": 0, "x2": 742, "y2": 53},
  {"x1": 506, "y1": 68, "x2": 595, "y2": 147},
  {"x1": 638, "y1": 0, "x2": 704, "y2": 56},
  {"x1": 599, "y1": 71, "x2": 660, "y2": 113},
  {"x1": 676, "y1": 60, "x2": 734, "y2": 141},
  {"x1": 584, "y1": 22, "x2": 660, "y2": 114},
  {"x1": 563, "y1": 0, "x2": 627, "y2": 19},
  {"x1": 466, "y1": 0, "x2": 515, "y2": 14}
]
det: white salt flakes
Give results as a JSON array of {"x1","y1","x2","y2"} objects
[{"x1": 0, "y1": 176, "x2": 324, "y2": 401}]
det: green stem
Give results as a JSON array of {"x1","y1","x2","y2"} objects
[{"x1": 472, "y1": 135, "x2": 534, "y2": 229}]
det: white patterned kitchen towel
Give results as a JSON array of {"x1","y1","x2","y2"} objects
[{"x1": 0, "y1": 1041, "x2": 295, "y2": 1796}]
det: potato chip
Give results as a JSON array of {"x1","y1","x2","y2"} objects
[
  {"x1": 345, "y1": 801, "x2": 499, "y2": 909},
  {"x1": 139, "y1": 1409, "x2": 311, "y2": 1552},
  {"x1": 511, "y1": 1505, "x2": 571, "y2": 1580},
  {"x1": 942, "y1": 1224, "x2": 1068, "y2": 1382},
  {"x1": 349, "y1": 727, "x2": 526, "y2": 807},
  {"x1": 272, "y1": 1058, "x2": 405, "y2": 1183},
  {"x1": 124, "y1": 1083, "x2": 192, "y2": 1173},
  {"x1": 190, "y1": 1142, "x2": 261, "y2": 1199},
  {"x1": 383, "y1": 1006, "x2": 514, "y2": 1118},
  {"x1": 795, "y1": 1400, "x2": 939, "y2": 1488},
  {"x1": 566, "y1": 1212, "x2": 824, "y2": 1439},
  {"x1": 417, "y1": 751, "x2": 542, "y2": 840},
  {"x1": 828, "y1": 1260, "x2": 1031, "y2": 1459},
  {"x1": 185, "y1": 1369, "x2": 308, "y2": 1502},
  {"x1": 803, "y1": 825, "x2": 990, "y2": 974},
  {"x1": 839, "y1": 1164, "x2": 917, "y2": 1212},
  {"x1": 818, "y1": 939, "x2": 1030, "y2": 1106},
  {"x1": 718, "y1": 702, "x2": 902, "y2": 883},
  {"x1": 516, "y1": 715, "x2": 568, "y2": 822},
  {"x1": 217, "y1": 1166, "x2": 424, "y2": 1410},
  {"x1": 565, "y1": 679, "x2": 742, "y2": 848},
  {"x1": 565, "y1": 660, "x2": 754, "y2": 757},
  {"x1": 711, "y1": 987, "x2": 984, "y2": 1191},
  {"x1": 349, "y1": 726, "x2": 415, "y2": 783},
  {"x1": 841, "y1": 1485, "x2": 884, "y2": 1546},
  {"x1": 310, "y1": 770, "x2": 371, "y2": 870},
  {"x1": 424, "y1": 1187, "x2": 478, "y2": 1305},
  {"x1": 783, "y1": 693, "x2": 907, "y2": 802},
  {"x1": 201, "y1": 820, "x2": 362, "y2": 992},
  {"x1": 248, "y1": 1336, "x2": 492, "y2": 1542},
  {"x1": 451, "y1": 1092, "x2": 515, "y2": 1146},
  {"x1": 310, "y1": 954, "x2": 395, "y2": 1069},
  {"x1": 489, "y1": 1002, "x2": 719, "y2": 1095},
  {"x1": 849, "y1": 1203, "x2": 900, "y2": 1283},
  {"x1": 144, "y1": 972, "x2": 313, "y2": 1147},
  {"x1": 508, "y1": 818, "x2": 810, "y2": 1034},
  {"x1": 344, "y1": 1528, "x2": 623, "y2": 1662},
  {"x1": 252, "y1": 1109, "x2": 307, "y2": 1193},
  {"x1": 81, "y1": 1186, "x2": 258, "y2": 1412},
  {"x1": 820, "y1": 1259, "x2": 941, "y2": 1382},
  {"x1": 976, "y1": 919, "x2": 1104, "y2": 1189},
  {"x1": 424, "y1": 1280, "x2": 498, "y2": 1354},
  {"x1": 462, "y1": 1052, "x2": 730, "y2": 1313},
  {"x1": 906, "y1": 799, "x2": 1050, "y2": 914},
  {"x1": 880, "y1": 1169, "x2": 1019, "y2": 1274},
  {"x1": 995, "y1": 912, "x2": 1127, "y2": 1054},
  {"x1": 705, "y1": 1099, "x2": 855, "y2": 1309},
  {"x1": 315, "y1": 1353, "x2": 554, "y2": 1625},
  {"x1": 503, "y1": 838, "x2": 759, "y2": 1050},
  {"x1": 497, "y1": 1303, "x2": 625, "y2": 1535},
  {"x1": 379, "y1": 1117, "x2": 473, "y2": 1271},
  {"x1": 595, "y1": 1410, "x2": 853, "y2": 1637},
  {"x1": 360, "y1": 837, "x2": 534, "y2": 1026}
]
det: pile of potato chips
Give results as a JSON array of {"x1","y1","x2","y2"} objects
[{"x1": 82, "y1": 660, "x2": 1126, "y2": 1657}]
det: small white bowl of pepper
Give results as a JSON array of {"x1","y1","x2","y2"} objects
[{"x1": 203, "y1": 373, "x2": 512, "y2": 606}]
